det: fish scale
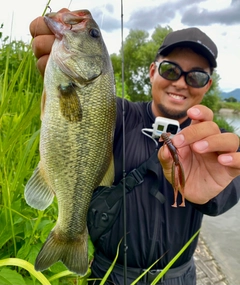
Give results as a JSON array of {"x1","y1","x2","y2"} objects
[{"x1": 24, "y1": 9, "x2": 116, "y2": 275}]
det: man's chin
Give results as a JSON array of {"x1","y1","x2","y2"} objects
[{"x1": 157, "y1": 104, "x2": 187, "y2": 120}]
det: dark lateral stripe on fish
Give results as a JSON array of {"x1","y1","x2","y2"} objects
[{"x1": 58, "y1": 83, "x2": 82, "y2": 122}]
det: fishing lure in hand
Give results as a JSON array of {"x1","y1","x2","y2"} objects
[{"x1": 161, "y1": 133, "x2": 185, "y2": 207}]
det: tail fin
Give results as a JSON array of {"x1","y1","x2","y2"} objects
[{"x1": 35, "y1": 226, "x2": 89, "y2": 276}]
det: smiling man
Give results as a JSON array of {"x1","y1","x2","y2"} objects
[
  {"x1": 150, "y1": 27, "x2": 215, "y2": 123},
  {"x1": 29, "y1": 11, "x2": 240, "y2": 285}
]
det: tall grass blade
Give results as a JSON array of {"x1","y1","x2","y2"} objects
[
  {"x1": 97, "y1": 237, "x2": 123, "y2": 285},
  {"x1": 0, "y1": 258, "x2": 51, "y2": 285},
  {"x1": 151, "y1": 228, "x2": 201, "y2": 285},
  {"x1": 130, "y1": 252, "x2": 168, "y2": 285}
]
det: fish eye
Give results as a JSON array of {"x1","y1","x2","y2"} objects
[{"x1": 89, "y1": 28, "x2": 100, "y2": 38}]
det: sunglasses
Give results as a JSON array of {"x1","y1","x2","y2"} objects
[{"x1": 155, "y1": 60, "x2": 210, "y2": 88}]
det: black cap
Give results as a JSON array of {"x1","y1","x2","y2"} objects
[{"x1": 157, "y1": 27, "x2": 218, "y2": 68}]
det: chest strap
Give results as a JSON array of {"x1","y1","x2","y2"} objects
[
  {"x1": 87, "y1": 149, "x2": 165, "y2": 243},
  {"x1": 106, "y1": 148, "x2": 165, "y2": 208}
]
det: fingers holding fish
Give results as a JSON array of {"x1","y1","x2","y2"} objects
[
  {"x1": 32, "y1": 35, "x2": 54, "y2": 60},
  {"x1": 29, "y1": 8, "x2": 70, "y2": 38},
  {"x1": 31, "y1": 35, "x2": 54, "y2": 76},
  {"x1": 36, "y1": 55, "x2": 49, "y2": 77},
  {"x1": 30, "y1": 9, "x2": 68, "y2": 76}
]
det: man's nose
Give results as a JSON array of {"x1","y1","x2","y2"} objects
[{"x1": 172, "y1": 75, "x2": 188, "y2": 89}]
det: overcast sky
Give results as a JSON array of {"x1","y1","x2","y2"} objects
[{"x1": 1, "y1": 0, "x2": 240, "y2": 92}]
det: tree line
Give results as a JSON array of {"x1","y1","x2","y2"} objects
[
  {"x1": 110, "y1": 25, "x2": 222, "y2": 113},
  {"x1": 0, "y1": 24, "x2": 222, "y2": 112}
]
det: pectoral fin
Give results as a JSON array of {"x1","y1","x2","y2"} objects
[
  {"x1": 58, "y1": 83, "x2": 82, "y2": 122},
  {"x1": 24, "y1": 163, "x2": 54, "y2": 210}
]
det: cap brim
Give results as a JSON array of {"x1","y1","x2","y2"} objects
[{"x1": 159, "y1": 41, "x2": 217, "y2": 68}]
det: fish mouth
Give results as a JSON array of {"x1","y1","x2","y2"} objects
[
  {"x1": 62, "y1": 10, "x2": 92, "y2": 26},
  {"x1": 44, "y1": 10, "x2": 93, "y2": 38}
]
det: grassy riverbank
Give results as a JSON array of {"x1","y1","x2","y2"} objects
[{"x1": 219, "y1": 101, "x2": 240, "y2": 113}]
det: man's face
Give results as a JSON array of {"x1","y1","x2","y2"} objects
[{"x1": 149, "y1": 47, "x2": 212, "y2": 123}]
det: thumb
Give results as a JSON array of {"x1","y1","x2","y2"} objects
[{"x1": 158, "y1": 144, "x2": 173, "y2": 184}]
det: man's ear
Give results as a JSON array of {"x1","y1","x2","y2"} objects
[
  {"x1": 204, "y1": 77, "x2": 213, "y2": 93},
  {"x1": 149, "y1": 62, "x2": 156, "y2": 84}
]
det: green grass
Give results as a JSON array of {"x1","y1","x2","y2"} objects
[{"x1": 214, "y1": 115, "x2": 235, "y2": 133}]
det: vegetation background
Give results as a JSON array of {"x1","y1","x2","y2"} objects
[{"x1": 0, "y1": 20, "x2": 236, "y2": 285}]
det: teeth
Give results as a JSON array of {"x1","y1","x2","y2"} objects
[{"x1": 169, "y1": 93, "x2": 185, "y2": 100}]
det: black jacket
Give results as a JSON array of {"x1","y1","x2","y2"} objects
[{"x1": 95, "y1": 98, "x2": 240, "y2": 270}]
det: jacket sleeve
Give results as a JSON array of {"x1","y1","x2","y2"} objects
[{"x1": 192, "y1": 176, "x2": 240, "y2": 216}]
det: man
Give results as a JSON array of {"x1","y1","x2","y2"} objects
[{"x1": 30, "y1": 8, "x2": 240, "y2": 285}]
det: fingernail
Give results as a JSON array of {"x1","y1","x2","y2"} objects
[
  {"x1": 173, "y1": 134, "x2": 185, "y2": 147},
  {"x1": 220, "y1": 155, "x2": 233, "y2": 164},
  {"x1": 189, "y1": 107, "x2": 201, "y2": 116},
  {"x1": 194, "y1": 141, "x2": 209, "y2": 151}
]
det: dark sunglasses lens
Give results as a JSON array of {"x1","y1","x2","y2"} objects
[
  {"x1": 159, "y1": 62, "x2": 181, "y2": 80},
  {"x1": 186, "y1": 72, "x2": 209, "y2": 88}
]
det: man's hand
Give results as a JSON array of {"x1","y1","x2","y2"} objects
[
  {"x1": 158, "y1": 105, "x2": 240, "y2": 205},
  {"x1": 29, "y1": 8, "x2": 69, "y2": 76}
]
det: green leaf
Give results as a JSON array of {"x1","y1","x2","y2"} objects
[
  {"x1": 47, "y1": 261, "x2": 67, "y2": 274},
  {"x1": 28, "y1": 244, "x2": 42, "y2": 265},
  {"x1": 0, "y1": 276, "x2": 12, "y2": 285},
  {"x1": 0, "y1": 258, "x2": 51, "y2": 285},
  {"x1": 0, "y1": 268, "x2": 26, "y2": 285},
  {"x1": 0, "y1": 224, "x2": 23, "y2": 250},
  {"x1": 17, "y1": 242, "x2": 31, "y2": 260},
  {"x1": 39, "y1": 222, "x2": 55, "y2": 242}
]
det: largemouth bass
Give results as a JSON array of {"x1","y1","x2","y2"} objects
[{"x1": 24, "y1": 9, "x2": 116, "y2": 275}]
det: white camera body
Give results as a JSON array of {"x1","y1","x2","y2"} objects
[{"x1": 152, "y1": 117, "x2": 180, "y2": 138}]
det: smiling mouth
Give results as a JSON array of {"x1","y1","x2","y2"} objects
[{"x1": 168, "y1": 93, "x2": 186, "y2": 100}]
